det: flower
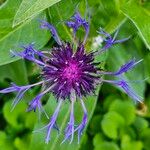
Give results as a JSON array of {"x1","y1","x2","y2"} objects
[{"x1": 0, "y1": 11, "x2": 143, "y2": 144}]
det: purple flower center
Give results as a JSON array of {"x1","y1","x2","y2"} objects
[{"x1": 63, "y1": 61, "x2": 80, "y2": 80}]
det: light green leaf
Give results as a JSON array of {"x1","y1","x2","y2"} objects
[
  {"x1": 3, "y1": 100, "x2": 26, "y2": 130},
  {"x1": 13, "y1": 0, "x2": 61, "y2": 27},
  {"x1": 109, "y1": 100, "x2": 136, "y2": 125},
  {"x1": 101, "y1": 111, "x2": 125, "y2": 139},
  {"x1": 121, "y1": 0, "x2": 150, "y2": 50}
]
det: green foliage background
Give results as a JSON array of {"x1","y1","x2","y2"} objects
[{"x1": 0, "y1": 0, "x2": 150, "y2": 150}]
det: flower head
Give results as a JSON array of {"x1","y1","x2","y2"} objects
[{"x1": 0, "y1": 11, "x2": 143, "y2": 144}]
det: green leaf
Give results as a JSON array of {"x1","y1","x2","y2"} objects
[
  {"x1": 141, "y1": 128, "x2": 150, "y2": 150},
  {"x1": 133, "y1": 116, "x2": 148, "y2": 133},
  {"x1": 3, "y1": 100, "x2": 27, "y2": 130},
  {"x1": 121, "y1": 0, "x2": 150, "y2": 50},
  {"x1": 29, "y1": 88, "x2": 100, "y2": 150},
  {"x1": 0, "y1": 12, "x2": 50, "y2": 66},
  {"x1": 109, "y1": 100, "x2": 136, "y2": 125},
  {"x1": 105, "y1": 13, "x2": 126, "y2": 33},
  {"x1": 101, "y1": 111, "x2": 125, "y2": 139},
  {"x1": 13, "y1": 0, "x2": 61, "y2": 27},
  {"x1": 0, "y1": 60, "x2": 28, "y2": 85},
  {"x1": 93, "y1": 133, "x2": 105, "y2": 147},
  {"x1": 0, "y1": 0, "x2": 22, "y2": 39},
  {"x1": 0, "y1": 131, "x2": 15, "y2": 150},
  {"x1": 14, "y1": 135, "x2": 31, "y2": 150}
]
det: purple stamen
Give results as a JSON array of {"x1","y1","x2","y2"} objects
[
  {"x1": 62, "y1": 91, "x2": 76, "y2": 143},
  {"x1": 11, "y1": 44, "x2": 47, "y2": 66},
  {"x1": 33, "y1": 100, "x2": 62, "y2": 144},
  {"x1": 0, "y1": 81, "x2": 45, "y2": 111},
  {"x1": 96, "y1": 28, "x2": 130, "y2": 54},
  {"x1": 40, "y1": 20, "x2": 62, "y2": 45},
  {"x1": 98, "y1": 59, "x2": 143, "y2": 76},
  {"x1": 103, "y1": 79, "x2": 143, "y2": 103},
  {"x1": 75, "y1": 98, "x2": 87, "y2": 143},
  {"x1": 45, "y1": 100, "x2": 62, "y2": 143},
  {"x1": 66, "y1": 11, "x2": 89, "y2": 44}
]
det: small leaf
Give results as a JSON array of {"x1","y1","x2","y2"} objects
[
  {"x1": 13, "y1": 0, "x2": 61, "y2": 26},
  {"x1": 101, "y1": 111, "x2": 125, "y2": 139},
  {"x1": 93, "y1": 133, "x2": 105, "y2": 147},
  {"x1": 133, "y1": 116, "x2": 148, "y2": 133},
  {"x1": 109, "y1": 100, "x2": 136, "y2": 125},
  {"x1": 3, "y1": 100, "x2": 26, "y2": 130}
]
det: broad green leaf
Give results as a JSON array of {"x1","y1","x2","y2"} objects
[
  {"x1": 0, "y1": 12, "x2": 50, "y2": 66},
  {"x1": 101, "y1": 111, "x2": 125, "y2": 139},
  {"x1": 29, "y1": 88, "x2": 100, "y2": 150},
  {"x1": 121, "y1": 0, "x2": 150, "y2": 50},
  {"x1": 13, "y1": 0, "x2": 61, "y2": 26},
  {"x1": 109, "y1": 100, "x2": 136, "y2": 125}
]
